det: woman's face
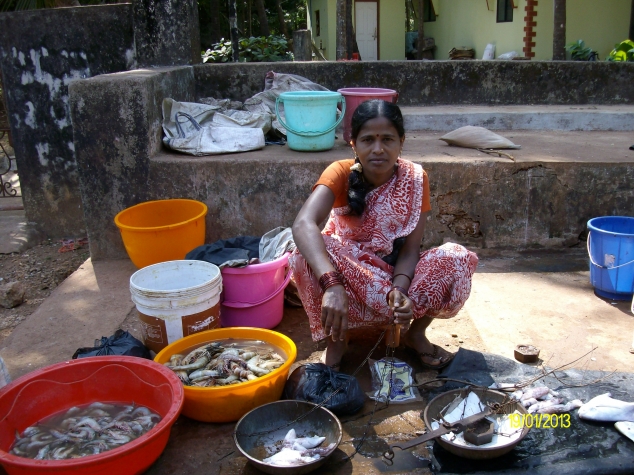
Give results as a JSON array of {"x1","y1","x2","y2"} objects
[{"x1": 352, "y1": 117, "x2": 404, "y2": 181}]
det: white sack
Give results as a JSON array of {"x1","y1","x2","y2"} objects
[
  {"x1": 163, "y1": 126, "x2": 265, "y2": 156},
  {"x1": 439, "y1": 126, "x2": 521, "y2": 150},
  {"x1": 212, "y1": 110, "x2": 271, "y2": 135},
  {"x1": 162, "y1": 98, "x2": 218, "y2": 139}
]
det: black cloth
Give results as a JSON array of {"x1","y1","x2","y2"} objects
[
  {"x1": 427, "y1": 348, "x2": 634, "y2": 474},
  {"x1": 185, "y1": 236, "x2": 260, "y2": 267}
]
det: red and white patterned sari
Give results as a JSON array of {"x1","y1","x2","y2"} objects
[{"x1": 289, "y1": 159, "x2": 478, "y2": 342}]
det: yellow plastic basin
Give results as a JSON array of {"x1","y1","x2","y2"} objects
[
  {"x1": 154, "y1": 328, "x2": 297, "y2": 423},
  {"x1": 114, "y1": 199, "x2": 207, "y2": 268}
]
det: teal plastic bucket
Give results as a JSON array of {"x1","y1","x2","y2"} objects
[
  {"x1": 587, "y1": 216, "x2": 634, "y2": 300},
  {"x1": 275, "y1": 91, "x2": 345, "y2": 151}
]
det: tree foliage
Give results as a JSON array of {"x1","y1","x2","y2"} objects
[{"x1": 202, "y1": 35, "x2": 292, "y2": 62}]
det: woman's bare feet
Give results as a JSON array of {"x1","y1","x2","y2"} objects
[
  {"x1": 320, "y1": 336, "x2": 349, "y2": 369},
  {"x1": 402, "y1": 317, "x2": 455, "y2": 369}
]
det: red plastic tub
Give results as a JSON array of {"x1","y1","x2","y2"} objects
[
  {"x1": 0, "y1": 356, "x2": 184, "y2": 475},
  {"x1": 337, "y1": 87, "x2": 399, "y2": 143}
]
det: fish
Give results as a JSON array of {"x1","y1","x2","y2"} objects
[
  {"x1": 535, "y1": 399, "x2": 583, "y2": 414},
  {"x1": 262, "y1": 429, "x2": 334, "y2": 467},
  {"x1": 9, "y1": 402, "x2": 161, "y2": 460},
  {"x1": 522, "y1": 397, "x2": 538, "y2": 408},
  {"x1": 521, "y1": 387, "x2": 550, "y2": 401},
  {"x1": 615, "y1": 421, "x2": 634, "y2": 443},
  {"x1": 263, "y1": 447, "x2": 320, "y2": 466},
  {"x1": 578, "y1": 393, "x2": 634, "y2": 422},
  {"x1": 528, "y1": 398, "x2": 564, "y2": 414}
]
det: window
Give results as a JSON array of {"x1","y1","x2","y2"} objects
[
  {"x1": 423, "y1": 0, "x2": 436, "y2": 22},
  {"x1": 315, "y1": 10, "x2": 320, "y2": 36},
  {"x1": 497, "y1": 0, "x2": 513, "y2": 23}
]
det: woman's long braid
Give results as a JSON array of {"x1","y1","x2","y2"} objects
[{"x1": 348, "y1": 157, "x2": 369, "y2": 216}]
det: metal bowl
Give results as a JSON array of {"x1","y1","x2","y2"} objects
[
  {"x1": 234, "y1": 400, "x2": 342, "y2": 475},
  {"x1": 423, "y1": 388, "x2": 530, "y2": 460}
]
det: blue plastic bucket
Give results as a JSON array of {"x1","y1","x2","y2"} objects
[
  {"x1": 275, "y1": 91, "x2": 345, "y2": 151},
  {"x1": 587, "y1": 216, "x2": 634, "y2": 300}
]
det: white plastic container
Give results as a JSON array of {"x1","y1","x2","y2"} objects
[{"x1": 130, "y1": 260, "x2": 222, "y2": 353}]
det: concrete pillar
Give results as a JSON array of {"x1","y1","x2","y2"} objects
[
  {"x1": 293, "y1": 30, "x2": 313, "y2": 61},
  {"x1": 133, "y1": 0, "x2": 201, "y2": 67}
]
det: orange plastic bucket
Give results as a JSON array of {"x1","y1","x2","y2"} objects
[
  {"x1": 154, "y1": 328, "x2": 297, "y2": 422},
  {"x1": 114, "y1": 199, "x2": 207, "y2": 268}
]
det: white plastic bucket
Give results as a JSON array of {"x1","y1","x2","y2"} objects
[{"x1": 130, "y1": 260, "x2": 222, "y2": 353}]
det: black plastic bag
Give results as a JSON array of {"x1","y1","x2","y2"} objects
[
  {"x1": 283, "y1": 363, "x2": 366, "y2": 416},
  {"x1": 72, "y1": 330, "x2": 151, "y2": 360}
]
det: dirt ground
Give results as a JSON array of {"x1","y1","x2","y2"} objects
[{"x1": 0, "y1": 241, "x2": 90, "y2": 345}]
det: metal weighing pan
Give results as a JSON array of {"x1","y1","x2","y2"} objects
[
  {"x1": 234, "y1": 400, "x2": 343, "y2": 475},
  {"x1": 423, "y1": 387, "x2": 531, "y2": 460}
]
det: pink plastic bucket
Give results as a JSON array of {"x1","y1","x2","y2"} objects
[
  {"x1": 337, "y1": 87, "x2": 399, "y2": 143},
  {"x1": 220, "y1": 253, "x2": 291, "y2": 328}
]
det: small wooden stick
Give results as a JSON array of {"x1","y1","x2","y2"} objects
[{"x1": 477, "y1": 148, "x2": 516, "y2": 161}]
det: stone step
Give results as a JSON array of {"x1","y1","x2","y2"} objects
[{"x1": 401, "y1": 105, "x2": 634, "y2": 132}]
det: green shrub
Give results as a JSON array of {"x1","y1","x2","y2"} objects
[
  {"x1": 565, "y1": 40, "x2": 598, "y2": 61},
  {"x1": 202, "y1": 36, "x2": 294, "y2": 63},
  {"x1": 607, "y1": 39, "x2": 634, "y2": 62}
]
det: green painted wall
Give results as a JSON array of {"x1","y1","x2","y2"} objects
[
  {"x1": 310, "y1": 0, "x2": 630, "y2": 62},
  {"x1": 424, "y1": 0, "x2": 526, "y2": 60},
  {"x1": 533, "y1": 0, "x2": 554, "y2": 60},
  {"x1": 308, "y1": 0, "x2": 337, "y2": 60},
  {"x1": 566, "y1": 0, "x2": 630, "y2": 61},
  {"x1": 379, "y1": 0, "x2": 406, "y2": 59},
  {"x1": 424, "y1": 0, "x2": 630, "y2": 61}
]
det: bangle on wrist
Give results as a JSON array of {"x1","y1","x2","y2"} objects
[
  {"x1": 392, "y1": 273, "x2": 412, "y2": 284},
  {"x1": 386, "y1": 285, "x2": 409, "y2": 303},
  {"x1": 319, "y1": 271, "x2": 344, "y2": 292}
]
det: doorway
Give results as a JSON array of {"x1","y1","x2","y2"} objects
[{"x1": 355, "y1": 1, "x2": 378, "y2": 60}]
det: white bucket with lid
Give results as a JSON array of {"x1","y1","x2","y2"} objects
[{"x1": 130, "y1": 260, "x2": 222, "y2": 353}]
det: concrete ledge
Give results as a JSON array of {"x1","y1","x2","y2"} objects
[
  {"x1": 401, "y1": 105, "x2": 634, "y2": 131},
  {"x1": 148, "y1": 131, "x2": 634, "y2": 251}
]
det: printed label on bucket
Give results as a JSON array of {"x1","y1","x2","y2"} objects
[{"x1": 137, "y1": 303, "x2": 220, "y2": 353}]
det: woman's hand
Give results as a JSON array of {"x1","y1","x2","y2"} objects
[
  {"x1": 388, "y1": 289, "x2": 413, "y2": 325},
  {"x1": 321, "y1": 285, "x2": 348, "y2": 341}
]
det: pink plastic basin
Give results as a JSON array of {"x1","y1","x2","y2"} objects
[
  {"x1": 337, "y1": 87, "x2": 399, "y2": 143},
  {"x1": 0, "y1": 356, "x2": 184, "y2": 475},
  {"x1": 221, "y1": 253, "x2": 291, "y2": 328}
]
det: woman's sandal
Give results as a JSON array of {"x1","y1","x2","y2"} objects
[{"x1": 406, "y1": 344, "x2": 455, "y2": 371}]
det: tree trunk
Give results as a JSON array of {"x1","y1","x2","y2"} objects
[
  {"x1": 274, "y1": 0, "x2": 288, "y2": 37},
  {"x1": 416, "y1": 0, "x2": 424, "y2": 59},
  {"x1": 630, "y1": 0, "x2": 634, "y2": 40},
  {"x1": 345, "y1": 0, "x2": 353, "y2": 59},
  {"x1": 553, "y1": 0, "x2": 566, "y2": 60},
  {"x1": 229, "y1": 0, "x2": 240, "y2": 61},
  {"x1": 248, "y1": 0, "x2": 252, "y2": 37},
  {"x1": 336, "y1": 0, "x2": 346, "y2": 59},
  {"x1": 255, "y1": 0, "x2": 270, "y2": 36},
  {"x1": 210, "y1": 0, "x2": 221, "y2": 44}
]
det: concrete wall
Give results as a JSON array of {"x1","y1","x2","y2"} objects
[
  {"x1": 0, "y1": 5, "x2": 135, "y2": 238},
  {"x1": 150, "y1": 157, "x2": 634, "y2": 252},
  {"x1": 69, "y1": 67, "x2": 195, "y2": 260},
  {"x1": 193, "y1": 61, "x2": 634, "y2": 105},
  {"x1": 66, "y1": 63, "x2": 634, "y2": 261}
]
